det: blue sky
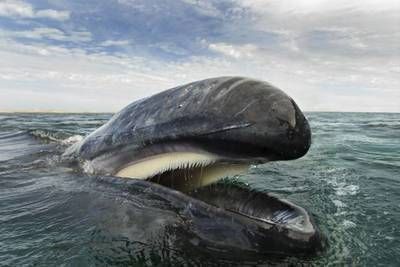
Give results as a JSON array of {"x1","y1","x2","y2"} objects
[{"x1": 0, "y1": 0, "x2": 399, "y2": 112}]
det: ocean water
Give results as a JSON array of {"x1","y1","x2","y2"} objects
[{"x1": 0, "y1": 112, "x2": 399, "y2": 266}]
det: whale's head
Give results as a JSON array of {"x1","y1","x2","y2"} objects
[
  {"x1": 64, "y1": 77, "x2": 323, "y2": 255},
  {"x1": 68, "y1": 77, "x2": 311, "y2": 189}
]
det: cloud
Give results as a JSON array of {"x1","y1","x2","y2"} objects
[
  {"x1": 208, "y1": 43, "x2": 257, "y2": 59},
  {"x1": 237, "y1": 0, "x2": 400, "y2": 14},
  {"x1": 233, "y1": 0, "x2": 400, "y2": 56},
  {"x1": 35, "y1": 9, "x2": 70, "y2": 21},
  {"x1": 0, "y1": 0, "x2": 70, "y2": 21},
  {"x1": 0, "y1": 0, "x2": 33, "y2": 18},
  {"x1": 1, "y1": 35, "x2": 398, "y2": 113},
  {"x1": 180, "y1": 0, "x2": 223, "y2": 17},
  {"x1": 0, "y1": 27, "x2": 92, "y2": 43},
  {"x1": 100, "y1": 40, "x2": 130, "y2": 47},
  {"x1": 0, "y1": 0, "x2": 399, "y2": 112}
]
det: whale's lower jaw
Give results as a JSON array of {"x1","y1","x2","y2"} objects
[
  {"x1": 111, "y1": 150, "x2": 321, "y2": 246},
  {"x1": 115, "y1": 151, "x2": 250, "y2": 192}
]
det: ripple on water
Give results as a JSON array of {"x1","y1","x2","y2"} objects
[{"x1": 0, "y1": 112, "x2": 399, "y2": 266}]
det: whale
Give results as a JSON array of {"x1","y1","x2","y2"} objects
[{"x1": 63, "y1": 76, "x2": 325, "y2": 257}]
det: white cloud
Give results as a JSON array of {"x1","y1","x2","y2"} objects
[
  {"x1": 180, "y1": 0, "x2": 222, "y2": 17},
  {"x1": 1, "y1": 36, "x2": 399, "y2": 113},
  {"x1": 208, "y1": 43, "x2": 257, "y2": 59},
  {"x1": 100, "y1": 40, "x2": 130, "y2": 47},
  {"x1": 235, "y1": 0, "x2": 400, "y2": 54},
  {"x1": 0, "y1": 0, "x2": 399, "y2": 112},
  {"x1": 237, "y1": 0, "x2": 400, "y2": 14},
  {"x1": 0, "y1": 0, "x2": 70, "y2": 21},
  {"x1": 0, "y1": 27, "x2": 92, "y2": 43},
  {"x1": 0, "y1": 0, "x2": 34, "y2": 18},
  {"x1": 35, "y1": 9, "x2": 70, "y2": 21},
  {"x1": 0, "y1": 39, "x2": 176, "y2": 112}
]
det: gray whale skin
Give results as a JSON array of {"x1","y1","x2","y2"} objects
[{"x1": 64, "y1": 76, "x2": 326, "y2": 257}]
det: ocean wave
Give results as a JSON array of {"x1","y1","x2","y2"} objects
[
  {"x1": 28, "y1": 129, "x2": 83, "y2": 145},
  {"x1": 361, "y1": 122, "x2": 400, "y2": 129},
  {"x1": 0, "y1": 131, "x2": 29, "y2": 140},
  {"x1": 61, "y1": 135, "x2": 83, "y2": 145}
]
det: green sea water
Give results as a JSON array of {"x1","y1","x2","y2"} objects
[{"x1": 0, "y1": 112, "x2": 399, "y2": 266}]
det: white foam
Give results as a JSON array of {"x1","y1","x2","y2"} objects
[
  {"x1": 82, "y1": 160, "x2": 95, "y2": 174},
  {"x1": 332, "y1": 199, "x2": 347, "y2": 208},
  {"x1": 61, "y1": 135, "x2": 83, "y2": 145},
  {"x1": 335, "y1": 184, "x2": 359, "y2": 196},
  {"x1": 342, "y1": 220, "x2": 357, "y2": 229}
]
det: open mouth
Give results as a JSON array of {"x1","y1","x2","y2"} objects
[
  {"x1": 114, "y1": 149, "x2": 318, "y2": 242},
  {"x1": 116, "y1": 150, "x2": 249, "y2": 192}
]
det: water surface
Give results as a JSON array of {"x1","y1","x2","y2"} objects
[{"x1": 0, "y1": 112, "x2": 399, "y2": 266}]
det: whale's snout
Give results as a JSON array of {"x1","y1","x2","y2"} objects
[
  {"x1": 269, "y1": 98, "x2": 311, "y2": 160},
  {"x1": 257, "y1": 91, "x2": 311, "y2": 160},
  {"x1": 196, "y1": 78, "x2": 311, "y2": 162}
]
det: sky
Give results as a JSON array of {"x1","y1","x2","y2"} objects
[{"x1": 0, "y1": 0, "x2": 399, "y2": 113}]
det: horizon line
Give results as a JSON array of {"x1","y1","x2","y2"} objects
[{"x1": 0, "y1": 110, "x2": 399, "y2": 114}]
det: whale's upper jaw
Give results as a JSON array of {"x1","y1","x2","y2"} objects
[
  {"x1": 67, "y1": 76, "x2": 312, "y2": 190},
  {"x1": 106, "y1": 116, "x2": 306, "y2": 192},
  {"x1": 69, "y1": 76, "x2": 311, "y2": 163}
]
